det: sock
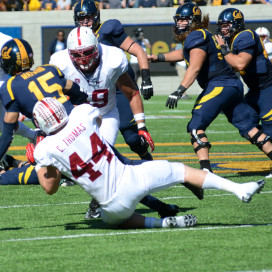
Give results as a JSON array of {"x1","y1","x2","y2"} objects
[
  {"x1": 140, "y1": 195, "x2": 168, "y2": 212},
  {"x1": 199, "y1": 160, "x2": 213, "y2": 172},
  {"x1": 202, "y1": 172, "x2": 240, "y2": 194},
  {"x1": 15, "y1": 122, "x2": 36, "y2": 140},
  {"x1": 144, "y1": 217, "x2": 163, "y2": 228}
]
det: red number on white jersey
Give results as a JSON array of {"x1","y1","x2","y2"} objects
[
  {"x1": 69, "y1": 132, "x2": 113, "y2": 182},
  {"x1": 91, "y1": 89, "x2": 108, "y2": 108}
]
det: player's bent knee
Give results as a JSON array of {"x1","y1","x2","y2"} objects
[
  {"x1": 243, "y1": 130, "x2": 271, "y2": 150},
  {"x1": 190, "y1": 129, "x2": 211, "y2": 153}
]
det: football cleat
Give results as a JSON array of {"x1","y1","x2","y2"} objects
[
  {"x1": 158, "y1": 204, "x2": 179, "y2": 219},
  {"x1": 164, "y1": 214, "x2": 197, "y2": 228},
  {"x1": 60, "y1": 178, "x2": 75, "y2": 187},
  {"x1": 237, "y1": 179, "x2": 265, "y2": 203},
  {"x1": 85, "y1": 198, "x2": 101, "y2": 219}
]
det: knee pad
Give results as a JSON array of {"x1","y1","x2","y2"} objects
[
  {"x1": 243, "y1": 130, "x2": 271, "y2": 150},
  {"x1": 190, "y1": 129, "x2": 211, "y2": 153}
]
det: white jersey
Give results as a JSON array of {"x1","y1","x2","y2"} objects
[
  {"x1": 34, "y1": 104, "x2": 126, "y2": 205},
  {"x1": 49, "y1": 44, "x2": 128, "y2": 117},
  {"x1": 264, "y1": 39, "x2": 272, "y2": 60}
]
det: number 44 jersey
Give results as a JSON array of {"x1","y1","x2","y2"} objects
[
  {"x1": 34, "y1": 104, "x2": 126, "y2": 204},
  {"x1": 0, "y1": 64, "x2": 74, "y2": 118},
  {"x1": 49, "y1": 44, "x2": 128, "y2": 117}
]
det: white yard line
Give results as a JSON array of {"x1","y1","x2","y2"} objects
[
  {"x1": 1, "y1": 191, "x2": 271, "y2": 209},
  {"x1": 2, "y1": 223, "x2": 272, "y2": 243}
]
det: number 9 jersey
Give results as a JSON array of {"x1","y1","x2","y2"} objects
[{"x1": 0, "y1": 64, "x2": 74, "y2": 118}]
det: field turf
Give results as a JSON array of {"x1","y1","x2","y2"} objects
[{"x1": 0, "y1": 95, "x2": 271, "y2": 272}]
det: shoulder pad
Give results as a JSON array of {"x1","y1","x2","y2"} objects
[
  {"x1": 101, "y1": 19, "x2": 124, "y2": 36},
  {"x1": 184, "y1": 29, "x2": 209, "y2": 50},
  {"x1": 232, "y1": 30, "x2": 255, "y2": 51},
  {"x1": 40, "y1": 64, "x2": 64, "y2": 77}
]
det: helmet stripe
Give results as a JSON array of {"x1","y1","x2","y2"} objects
[
  {"x1": 13, "y1": 38, "x2": 29, "y2": 68},
  {"x1": 77, "y1": 27, "x2": 82, "y2": 46},
  {"x1": 80, "y1": 0, "x2": 84, "y2": 8},
  {"x1": 40, "y1": 99, "x2": 61, "y2": 124}
]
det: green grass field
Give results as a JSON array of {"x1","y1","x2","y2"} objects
[{"x1": 1, "y1": 95, "x2": 272, "y2": 272}]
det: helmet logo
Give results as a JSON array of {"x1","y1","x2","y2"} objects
[
  {"x1": 1, "y1": 46, "x2": 12, "y2": 59},
  {"x1": 233, "y1": 10, "x2": 243, "y2": 19},
  {"x1": 193, "y1": 6, "x2": 201, "y2": 16}
]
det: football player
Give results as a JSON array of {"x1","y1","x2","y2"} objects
[
  {"x1": 0, "y1": 38, "x2": 88, "y2": 161},
  {"x1": 33, "y1": 97, "x2": 265, "y2": 229},
  {"x1": 72, "y1": 0, "x2": 154, "y2": 162},
  {"x1": 215, "y1": 9, "x2": 272, "y2": 177},
  {"x1": 0, "y1": 32, "x2": 37, "y2": 145},
  {"x1": 255, "y1": 27, "x2": 272, "y2": 63},
  {"x1": 50, "y1": 27, "x2": 180, "y2": 219},
  {"x1": 148, "y1": 3, "x2": 272, "y2": 174}
]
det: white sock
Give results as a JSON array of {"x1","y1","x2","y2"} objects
[
  {"x1": 144, "y1": 217, "x2": 163, "y2": 228},
  {"x1": 202, "y1": 172, "x2": 240, "y2": 195},
  {"x1": 15, "y1": 122, "x2": 36, "y2": 140}
]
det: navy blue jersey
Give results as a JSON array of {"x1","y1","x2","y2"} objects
[
  {"x1": 230, "y1": 29, "x2": 272, "y2": 90},
  {"x1": 95, "y1": 19, "x2": 128, "y2": 47},
  {"x1": 0, "y1": 64, "x2": 74, "y2": 119},
  {"x1": 183, "y1": 29, "x2": 237, "y2": 89}
]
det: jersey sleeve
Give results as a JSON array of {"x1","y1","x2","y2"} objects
[
  {"x1": 102, "y1": 19, "x2": 128, "y2": 47},
  {"x1": 232, "y1": 30, "x2": 255, "y2": 54},
  {"x1": 0, "y1": 77, "x2": 15, "y2": 108},
  {"x1": 184, "y1": 30, "x2": 209, "y2": 52},
  {"x1": 34, "y1": 140, "x2": 54, "y2": 168}
]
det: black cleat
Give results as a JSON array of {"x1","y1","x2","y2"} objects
[
  {"x1": 183, "y1": 183, "x2": 204, "y2": 200},
  {"x1": 158, "y1": 204, "x2": 179, "y2": 219}
]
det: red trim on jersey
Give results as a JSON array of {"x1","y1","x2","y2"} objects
[
  {"x1": 40, "y1": 100, "x2": 61, "y2": 124},
  {"x1": 77, "y1": 27, "x2": 82, "y2": 46}
]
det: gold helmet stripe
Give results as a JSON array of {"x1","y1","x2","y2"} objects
[{"x1": 13, "y1": 38, "x2": 29, "y2": 65}]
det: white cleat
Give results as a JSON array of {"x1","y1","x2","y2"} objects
[
  {"x1": 237, "y1": 179, "x2": 265, "y2": 203},
  {"x1": 164, "y1": 214, "x2": 197, "y2": 228},
  {"x1": 265, "y1": 172, "x2": 272, "y2": 179}
]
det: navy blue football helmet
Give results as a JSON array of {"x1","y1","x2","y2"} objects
[
  {"x1": 74, "y1": 0, "x2": 100, "y2": 30},
  {"x1": 173, "y1": 3, "x2": 202, "y2": 34},
  {"x1": 217, "y1": 8, "x2": 245, "y2": 38},
  {"x1": 0, "y1": 38, "x2": 34, "y2": 76}
]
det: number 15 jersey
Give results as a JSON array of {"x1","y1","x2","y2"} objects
[
  {"x1": 0, "y1": 64, "x2": 74, "y2": 118},
  {"x1": 50, "y1": 44, "x2": 128, "y2": 117}
]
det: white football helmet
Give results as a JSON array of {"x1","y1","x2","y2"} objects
[
  {"x1": 67, "y1": 26, "x2": 100, "y2": 72},
  {"x1": 255, "y1": 27, "x2": 270, "y2": 41},
  {"x1": 33, "y1": 97, "x2": 68, "y2": 135}
]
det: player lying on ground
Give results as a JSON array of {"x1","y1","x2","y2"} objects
[{"x1": 32, "y1": 97, "x2": 265, "y2": 229}]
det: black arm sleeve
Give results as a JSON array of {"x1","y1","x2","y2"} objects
[{"x1": 65, "y1": 82, "x2": 88, "y2": 105}]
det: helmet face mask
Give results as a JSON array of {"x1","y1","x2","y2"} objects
[
  {"x1": 0, "y1": 38, "x2": 34, "y2": 76},
  {"x1": 217, "y1": 8, "x2": 245, "y2": 40},
  {"x1": 33, "y1": 98, "x2": 68, "y2": 136},
  {"x1": 74, "y1": 0, "x2": 100, "y2": 30},
  {"x1": 67, "y1": 27, "x2": 100, "y2": 73},
  {"x1": 173, "y1": 3, "x2": 201, "y2": 35},
  {"x1": 255, "y1": 27, "x2": 270, "y2": 42}
]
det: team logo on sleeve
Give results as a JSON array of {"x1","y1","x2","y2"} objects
[
  {"x1": 193, "y1": 6, "x2": 201, "y2": 16},
  {"x1": 233, "y1": 10, "x2": 243, "y2": 19},
  {"x1": 1, "y1": 46, "x2": 12, "y2": 59}
]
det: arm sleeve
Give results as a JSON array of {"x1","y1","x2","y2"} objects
[
  {"x1": 184, "y1": 30, "x2": 209, "y2": 52},
  {"x1": 232, "y1": 31, "x2": 255, "y2": 55},
  {"x1": 104, "y1": 19, "x2": 128, "y2": 47},
  {"x1": 34, "y1": 142, "x2": 53, "y2": 168}
]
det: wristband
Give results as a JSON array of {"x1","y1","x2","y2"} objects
[
  {"x1": 134, "y1": 113, "x2": 145, "y2": 122},
  {"x1": 177, "y1": 84, "x2": 187, "y2": 94},
  {"x1": 220, "y1": 45, "x2": 230, "y2": 56},
  {"x1": 158, "y1": 54, "x2": 165, "y2": 62},
  {"x1": 141, "y1": 69, "x2": 151, "y2": 80},
  {"x1": 137, "y1": 122, "x2": 146, "y2": 129}
]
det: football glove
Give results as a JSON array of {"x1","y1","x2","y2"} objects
[
  {"x1": 138, "y1": 126, "x2": 155, "y2": 152},
  {"x1": 140, "y1": 69, "x2": 153, "y2": 100},
  {"x1": 165, "y1": 84, "x2": 187, "y2": 109},
  {"x1": 26, "y1": 135, "x2": 45, "y2": 165}
]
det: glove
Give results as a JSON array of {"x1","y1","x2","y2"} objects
[
  {"x1": 140, "y1": 69, "x2": 153, "y2": 100},
  {"x1": 138, "y1": 126, "x2": 155, "y2": 152},
  {"x1": 26, "y1": 143, "x2": 35, "y2": 165},
  {"x1": 165, "y1": 84, "x2": 187, "y2": 109},
  {"x1": 26, "y1": 135, "x2": 45, "y2": 165}
]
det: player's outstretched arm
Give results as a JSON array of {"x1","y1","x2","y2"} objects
[
  {"x1": 63, "y1": 79, "x2": 88, "y2": 105},
  {"x1": 148, "y1": 49, "x2": 184, "y2": 63},
  {"x1": 36, "y1": 165, "x2": 61, "y2": 195},
  {"x1": 116, "y1": 73, "x2": 155, "y2": 152},
  {"x1": 121, "y1": 36, "x2": 153, "y2": 100},
  {"x1": 166, "y1": 48, "x2": 205, "y2": 109}
]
